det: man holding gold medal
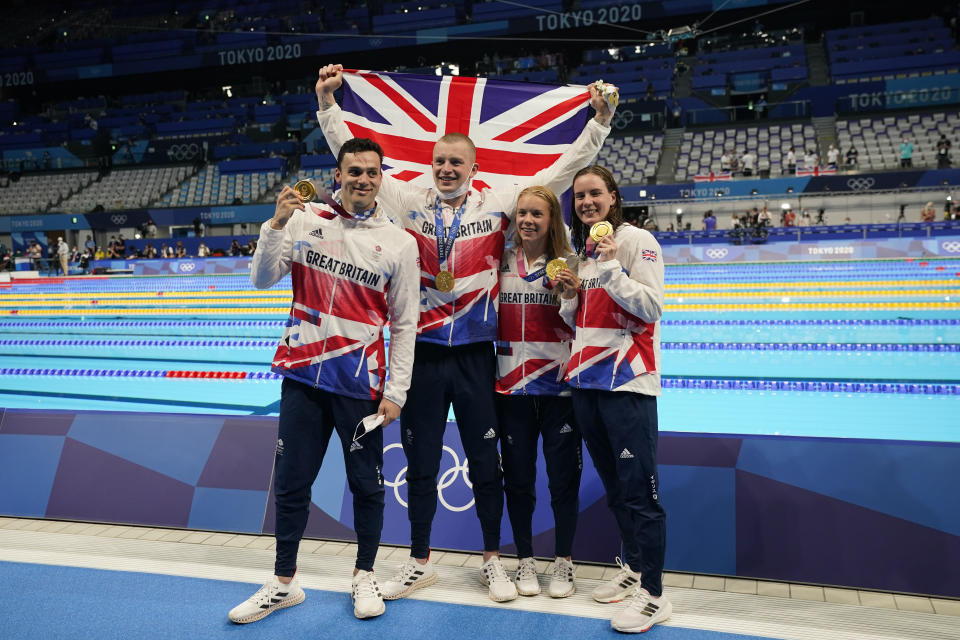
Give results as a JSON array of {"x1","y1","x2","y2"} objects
[
  {"x1": 314, "y1": 64, "x2": 615, "y2": 602},
  {"x1": 231, "y1": 137, "x2": 420, "y2": 623}
]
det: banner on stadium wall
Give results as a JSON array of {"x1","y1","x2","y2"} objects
[
  {"x1": 0, "y1": 204, "x2": 275, "y2": 233},
  {"x1": 838, "y1": 75, "x2": 960, "y2": 113},
  {"x1": 623, "y1": 168, "x2": 960, "y2": 202},
  {"x1": 2, "y1": 408, "x2": 958, "y2": 596},
  {"x1": 662, "y1": 235, "x2": 960, "y2": 263}
]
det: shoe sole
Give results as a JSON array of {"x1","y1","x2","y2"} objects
[
  {"x1": 354, "y1": 602, "x2": 386, "y2": 619},
  {"x1": 383, "y1": 571, "x2": 438, "y2": 600},
  {"x1": 229, "y1": 591, "x2": 306, "y2": 624},
  {"x1": 479, "y1": 575, "x2": 518, "y2": 602},
  {"x1": 610, "y1": 602, "x2": 672, "y2": 633},
  {"x1": 592, "y1": 587, "x2": 636, "y2": 604},
  {"x1": 549, "y1": 583, "x2": 575, "y2": 598},
  {"x1": 516, "y1": 582, "x2": 541, "y2": 596}
]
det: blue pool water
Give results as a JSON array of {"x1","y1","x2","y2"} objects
[{"x1": 1, "y1": 259, "x2": 958, "y2": 443}]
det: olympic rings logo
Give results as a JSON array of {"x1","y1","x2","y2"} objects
[
  {"x1": 705, "y1": 248, "x2": 728, "y2": 259},
  {"x1": 845, "y1": 177, "x2": 875, "y2": 191},
  {"x1": 383, "y1": 443, "x2": 474, "y2": 512},
  {"x1": 942, "y1": 241, "x2": 960, "y2": 253},
  {"x1": 611, "y1": 109, "x2": 635, "y2": 130},
  {"x1": 178, "y1": 262, "x2": 197, "y2": 273},
  {"x1": 166, "y1": 143, "x2": 200, "y2": 161},
  {"x1": 110, "y1": 214, "x2": 128, "y2": 225}
]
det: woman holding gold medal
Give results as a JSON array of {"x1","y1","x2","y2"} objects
[
  {"x1": 494, "y1": 185, "x2": 583, "y2": 599},
  {"x1": 559, "y1": 166, "x2": 671, "y2": 634}
]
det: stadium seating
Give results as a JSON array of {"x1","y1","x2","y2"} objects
[
  {"x1": 596, "y1": 134, "x2": 664, "y2": 185},
  {"x1": 675, "y1": 122, "x2": 817, "y2": 180},
  {"x1": 836, "y1": 111, "x2": 960, "y2": 170},
  {"x1": 54, "y1": 166, "x2": 192, "y2": 212},
  {"x1": 0, "y1": 171, "x2": 97, "y2": 215}
]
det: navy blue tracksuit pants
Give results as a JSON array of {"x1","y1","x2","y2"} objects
[
  {"x1": 274, "y1": 377, "x2": 384, "y2": 576},
  {"x1": 495, "y1": 394, "x2": 582, "y2": 559},
  {"x1": 400, "y1": 341, "x2": 504, "y2": 559},
  {"x1": 573, "y1": 389, "x2": 666, "y2": 597}
]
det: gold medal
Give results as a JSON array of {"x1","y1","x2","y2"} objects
[
  {"x1": 435, "y1": 270, "x2": 455, "y2": 292},
  {"x1": 589, "y1": 221, "x2": 613, "y2": 242},
  {"x1": 593, "y1": 80, "x2": 620, "y2": 108},
  {"x1": 545, "y1": 258, "x2": 567, "y2": 280},
  {"x1": 294, "y1": 180, "x2": 316, "y2": 200}
]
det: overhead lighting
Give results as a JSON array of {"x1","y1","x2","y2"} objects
[{"x1": 781, "y1": 202, "x2": 790, "y2": 210}]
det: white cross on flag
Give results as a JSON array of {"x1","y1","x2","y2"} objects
[{"x1": 338, "y1": 69, "x2": 592, "y2": 190}]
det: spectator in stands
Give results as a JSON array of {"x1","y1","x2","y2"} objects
[
  {"x1": 229, "y1": 239, "x2": 243, "y2": 256},
  {"x1": 161, "y1": 243, "x2": 174, "y2": 259},
  {"x1": 247, "y1": 239, "x2": 258, "y2": 255},
  {"x1": 826, "y1": 144, "x2": 839, "y2": 170},
  {"x1": 937, "y1": 135, "x2": 952, "y2": 169},
  {"x1": 741, "y1": 150, "x2": 756, "y2": 177},
  {"x1": 665, "y1": 223, "x2": 675, "y2": 232},
  {"x1": 145, "y1": 218, "x2": 157, "y2": 238},
  {"x1": 754, "y1": 95, "x2": 766, "y2": 119},
  {"x1": 720, "y1": 150, "x2": 732, "y2": 173},
  {"x1": 757, "y1": 206, "x2": 772, "y2": 227},
  {"x1": 784, "y1": 146, "x2": 797, "y2": 175},
  {"x1": 197, "y1": 242, "x2": 210, "y2": 257},
  {"x1": 642, "y1": 217, "x2": 658, "y2": 232},
  {"x1": 94, "y1": 245, "x2": 105, "y2": 260},
  {"x1": 702, "y1": 210, "x2": 717, "y2": 231},
  {"x1": 921, "y1": 201, "x2": 937, "y2": 223},
  {"x1": 900, "y1": 136, "x2": 914, "y2": 168},
  {"x1": 193, "y1": 217, "x2": 205, "y2": 237},
  {"x1": 84, "y1": 235, "x2": 95, "y2": 252},
  {"x1": 804, "y1": 149, "x2": 818, "y2": 171},
  {"x1": 645, "y1": 83, "x2": 655, "y2": 100},
  {"x1": 144, "y1": 243, "x2": 158, "y2": 259},
  {"x1": 846, "y1": 145, "x2": 859, "y2": 169},
  {"x1": 106, "y1": 236, "x2": 118, "y2": 258},
  {"x1": 175, "y1": 241, "x2": 187, "y2": 258},
  {"x1": 115, "y1": 234, "x2": 127, "y2": 257},
  {"x1": 27, "y1": 241, "x2": 43, "y2": 271},
  {"x1": 799, "y1": 209, "x2": 812, "y2": 227},
  {"x1": 782, "y1": 208, "x2": 796, "y2": 227}
]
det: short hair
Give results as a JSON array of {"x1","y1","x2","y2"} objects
[
  {"x1": 435, "y1": 132, "x2": 476, "y2": 161},
  {"x1": 337, "y1": 137, "x2": 384, "y2": 169},
  {"x1": 515, "y1": 185, "x2": 572, "y2": 261},
  {"x1": 569, "y1": 165, "x2": 624, "y2": 255}
]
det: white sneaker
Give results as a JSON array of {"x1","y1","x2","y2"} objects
[
  {"x1": 381, "y1": 556, "x2": 438, "y2": 600},
  {"x1": 611, "y1": 588, "x2": 672, "y2": 633},
  {"x1": 228, "y1": 575, "x2": 305, "y2": 624},
  {"x1": 592, "y1": 558, "x2": 641, "y2": 603},
  {"x1": 548, "y1": 557, "x2": 576, "y2": 598},
  {"x1": 479, "y1": 556, "x2": 518, "y2": 602},
  {"x1": 351, "y1": 570, "x2": 385, "y2": 619},
  {"x1": 514, "y1": 557, "x2": 540, "y2": 596}
]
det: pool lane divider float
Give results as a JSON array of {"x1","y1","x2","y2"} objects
[
  {"x1": 0, "y1": 339, "x2": 955, "y2": 353},
  {"x1": 0, "y1": 368, "x2": 957, "y2": 395}
]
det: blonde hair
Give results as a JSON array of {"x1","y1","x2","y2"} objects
[
  {"x1": 515, "y1": 185, "x2": 572, "y2": 260},
  {"x1": 436, "y1": 132, "x2": 476, "y2": 161}
]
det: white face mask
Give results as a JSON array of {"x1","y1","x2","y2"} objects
[{"x1": 438, "y1": 178, "x2": 472, "y2": 201}]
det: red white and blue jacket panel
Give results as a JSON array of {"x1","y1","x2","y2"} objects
[
  {"x1": 250, "y1": 202, "x2": 420, "y2": 406},
  {"x1": 561, "y1": 225, "x2": 664, "y2": 396},
  {"x1": 495, "y1": 249, "x2": 576, "y2": 396},
  {"x1": 317, "y1": 104, "x2": 611, "y2": 347}
]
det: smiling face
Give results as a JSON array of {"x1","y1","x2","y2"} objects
[
  {"x1": 516, "y1": 193, "x2": 551, "y2": 248},
  {"x1": 573, "y1": 172, "x2": 617, "y2": 227},
  {"x1": 432, "y1": 138, "x2": 478, "y2": 199},
  {"x1": 335, "y1": 150, "x2": 382, "y2": 213}
]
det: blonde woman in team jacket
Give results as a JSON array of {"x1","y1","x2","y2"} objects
[
  {"x1": 559, "y1": 165, "x2": 672, "y2": 634},
  {"x1": 495, "y1": 185, "x2": 582, "y2": 599}
]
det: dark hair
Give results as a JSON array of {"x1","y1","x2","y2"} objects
[
  {"x1": 569, "y1": 165, "x2": 624, "y2": 255},
  {"x1": 337, "y1": 137, "x2": 384, "y2": 169}
]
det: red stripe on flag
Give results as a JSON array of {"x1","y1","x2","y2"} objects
[
  {"x1": 346, "y1": 122, "x2": 563, "y2": 176},
  {"x1": 492, "y1": 91, "x2": 589, "y2": 142},
  {"x1": 360, "y1": 73, "x2": 436, "y2": 133},
  {"x1": 392, "y1": 170, "x2": 422, "y2": 182},
  {"x1": 444, "y1": 76, "x2": 478, "y2": 137}
]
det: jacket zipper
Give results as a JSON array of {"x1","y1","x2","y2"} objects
[
  {"x1": 520, "y1": 253, "x2": 527, "y2": 395},
  {"x1": 576, "y1": 264, "x2": 587, "y2": 389}
]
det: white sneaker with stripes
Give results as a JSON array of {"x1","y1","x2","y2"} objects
[
  {"x1": 591, "y1": 557, "x2": 641, "y2": 603},
  {"x1": 479, "y1": 556, "x2": 518, "y2": 602},
  {"x1": 228, "y1": 575, "x2": 305, "y2": 624},
  {"x1": 351, "y1": 570, "x2": 385, "y2": 619},
  {"x1": 514, "y1": 557, "x2": 541, "y2": 596},
  {"x1": 381, "y1": 556, "x2": 438, "y2": 600},
  {"x1": 548, "y1": 557, "x2": 576, "y2": 598},
  {"x1": 611, "y1": 588, "x2": 672, "y2": 633}
]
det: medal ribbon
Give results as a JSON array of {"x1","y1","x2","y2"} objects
[
  {"x1": 434, "y1": 197, "x2": 466, "y2": 271},
  {"x1": 315, "y1": 185, "x2": 377, "y2": 221},
  {"x1": 515, "y1": 247, "x2": 554, "y2": 289}
]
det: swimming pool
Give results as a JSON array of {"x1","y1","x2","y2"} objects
[{"x1": 1, "y1": 259, "x2": 958, "y2": 442}]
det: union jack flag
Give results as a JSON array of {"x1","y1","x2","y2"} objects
[
  {"x1": 641, "y1": 249, "x2": 658, "y2": 262},
  {"x1": 338, "y1": 70, "x2": 592, "y2": 190},
  {"x1": 693, "y1": 171, "x2": 732, "y2": 182},
  {"x1": 796, "y1": 166, "x2": 836, "y2": 177}
]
